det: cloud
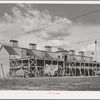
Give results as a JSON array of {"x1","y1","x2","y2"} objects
[
  {"x1": 46, "y1": 39, "x2": 71, "y2": 47},
  {"x1": 45, "y1": 18, "x2": 71, "y2": 40},
  {"x1": 0, "y1": 4, "x2": 71, "y2": 43},
  {"x1": 78, "y1": 43, "x2": 100, "y2": 54},
  {"x1": 70, "y1": 23, "x2": 100, "y2": 42},
  {"x1": 0, "y1": 4, "x2": 72, "y2": 49},
  {"x1": 1, "y1": 4, "x2": 100, "y2": 53}
]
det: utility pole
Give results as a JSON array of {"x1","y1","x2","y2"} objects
[{"x1": 95, "y1": 40, "x2": 97, "y2": 62}]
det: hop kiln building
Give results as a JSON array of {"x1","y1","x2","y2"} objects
[{"x1": 0, "y1": 40, "x2": 99, "y2": 78}]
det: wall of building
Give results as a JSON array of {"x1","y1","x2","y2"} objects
[
  {"x1": 13, "y1": 48, "x2": 27, "y2": 58},
  {"x1": 32, "y1": 50, "x2": 42, "y2": 58},
  {"x1": 0, "y1": 47, "x2": 10, "y2": 77},
  {"x1": 41, "y1": 51, "x2": 45, "y2": 58},
  {"x1": 21, "y1": 48, "x2": 27, "y2": 58},
  {"x1": 72, "y1": 55, "x2": 81, "y2": 61},
  {"x1": 48, "y1": 52, "x2": 57, "y2": 59},
  {"x1": 56, "y1": 52, "x2": 63, "y2": 60},
  {"x1": 84, "y1": 57, "x2": 92, "y2": 62},
  {"x1": 13, "y1": 48, "x2": 21, "y2": 57}
]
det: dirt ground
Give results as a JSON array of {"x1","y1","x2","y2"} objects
[{"x1": 0, "y1": 76, "x2": 100, "y2": 90}]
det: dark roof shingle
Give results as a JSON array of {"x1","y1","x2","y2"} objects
[{"x1": 3, "y1": 46, "x2": 18, "y2": 55}]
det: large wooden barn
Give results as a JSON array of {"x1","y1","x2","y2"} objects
[{"x1": 0, "y1": 40, "x2": 100, "y2": 78}]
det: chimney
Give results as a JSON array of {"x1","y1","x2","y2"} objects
[
  {"x1": 79, "y1": 51, "x2": 84, "y2": 61},
  {"x1": 79, "y1": 51, "x2": 84, "y2": 56},
  {"x1": 69, "y1": 50, "x2": 75, "y2": 55},
  {"x1": 45, "y1": 46, "x2": 52, "y2": 52},
  {"x1": 10, "y1": 40, "x2": 18, "y2": 47},
  {"x1": 29, "y1": 43, "x2": 36, "y2": 50}
]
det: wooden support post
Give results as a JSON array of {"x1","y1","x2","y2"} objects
[
  {"x1": 91, "y1": 64, "x2": 93, "y2": 76},
  {"x1": 83, "y1": 63, "x2": 85, "y2": 76},
  {"x1": 80, "y1": 63, "x2": 82, "y2": 76},
  {"x1": 93, "y1": 64, "x2": 96, "y2": 76},
  {"x1": 22, "y1": 59, "x2": 23, "y2": 67},
  {"x1": 72, "y1": 63, "x2": 74, "y2": 76},
  {"x1": 84, "y1": 68, "x2": 85, "y2": 76},
  {"x1": 65, "y1": 62, "x2": 68, "y2": 76},
  {"x1": 69, "y1": 67, "x2": 71, "y2": 76},
  {"x1": 63, "y1": 61, "x2": 65, "y2": 76},
  {"x1": 69, "y1": 63, "x2": 71, "y2": 76},
  {"x1": 67, "y1": 63, "x2": 69, "y2": 76},
  {"x1": 84, "y1": 63, "x2": 85, "y2": 76},
  {"x1": 70, "y1": 63, "x2": 72, "y2": 76},
  {"x1": 69, "y1": 63, "x2": 72, "y2": 76},
  {"x1": 28, "y1": 59, "x2": 30, "y2": 78},
  {"x1": 74, "y1": 67, "x2": 76, "y2": 76},
  {"x1": 13, "y1": 61, "x2": 16, "y2": 86},
  {"x1": 88, "y1": 68, "x2": 90, "y2": 76},
  {"x1": 57, "y1": 61, "x2": 58, "y2": 77},
  {"x1": 79, "y1": 68, "x2": 82, "y2": 76},
  {"x1": 74, "y1": 68, "x2": 76, "y2": 76},
  {"x1": 51, "y1": 60, "x2": 53, "y2": 65},
  {"x1": 74, "y1": 62, "x2": 76, "y2": 76},
  {"x1": 99, "y1": 64, "x2": 100, "y2": 72},
  {"x1": 71, "y1": 68, "x2": 74, "y2": 76},
  {"x1": 92, "y1": 68, "x2": 94, "y2": 76},
  {"x1": 36, "y1": 59, "x2": 38, "y2": 77},
  {"x1": 44, "y1": 60, "x2": 45, "y2": 77},
  {"x1": 95, "y1": 65, "x2": 97, "y2": 76},
  {"x1": 87, "y1": 68, "x2": 90, "y2": 76},
  {"x1": 95, "y1": 64, "x2": 97, "y2": 76}
]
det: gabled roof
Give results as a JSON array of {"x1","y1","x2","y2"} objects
[
  {"x1": 3, "y1": 45, "x2": 18, "y2": 55},
  {"x1": 44, "y1": 51, "x2": 52, "y2": 59},
  {"x1": 73, "y1": 57, "x2": 79, "y2": 62},
  {"x1": 56, "y1": 50, "x2": 69, "y2": 53},
  {"x1": 10, "y1": 40, "x2": 18, "y2": 42},
  {"x1": 84, "y1": 57, "x2": 91, "y2": 62},
  {"x1": 73, "y1": 56, "x2": 89, "y2": 63},
  {"x1": 27, "y1": 49, "x2": 37, "y2": 57},
  {"x1": 80, "y1": 58, "x2": 87, "y2": 63}
]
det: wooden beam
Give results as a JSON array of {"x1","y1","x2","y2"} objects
[
  {"x1": 63, "y1": 61, "x2": 65, "y2": 76},
  {"x1": 44, "y1": 60, "x2": 45, "y2": 77}
]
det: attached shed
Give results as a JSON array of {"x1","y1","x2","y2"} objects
[{"x1": 0, "y1": 45, "x2": 18, "y2": 77}]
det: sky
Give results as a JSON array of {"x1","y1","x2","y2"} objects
[{"x1": 0, "y1": 4, "x2": 100, "y2": 59}]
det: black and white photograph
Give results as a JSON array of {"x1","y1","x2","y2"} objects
[{"x1": 0, "y1": 2, "x2": 100, "y2": 99}]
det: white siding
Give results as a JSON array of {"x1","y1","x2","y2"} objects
[
  {"x1": 84, "y1": 57, "x2": 92, "y2": 62},
  {"x1": 73, "y1": 55, "x2": 81, "y2": 61},
  {"x1": 32, "y1": 50, "x2": 41, "y2": 57},
  {"x1": 56, "y1": 52, "x2": 63, "y2": 60},
  {"x1": 14, "y1": 48, "x2": 27, "y2": 58},
  {"x1": 21, "y1": 49, "x2": 27, "y2": 58},
  {"x1": 13, "y1": 48, "x2": 21, "y2": 57},
  {"x1": 48, "y1": 52, "x2": 56, "y2": 59},
  {"x1": 0, "y1": 47, "x2": 10, "y2": 77},
  {"x1": 41, "y1": 51, "x2": 45, "y2": 58}
]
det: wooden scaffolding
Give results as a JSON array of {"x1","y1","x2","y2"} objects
[
  {"x1": 9, "y1": 57, "x2": 64, "y2": 77},
  {"x1": 9, "y1": 55, "x2": 100, "y2": 77}
]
